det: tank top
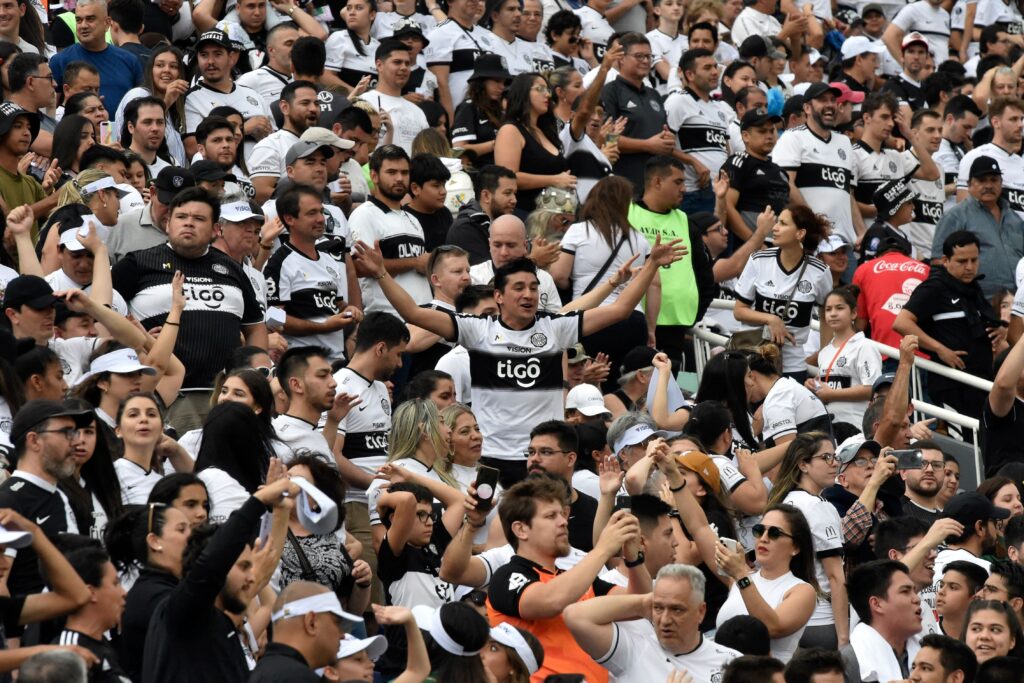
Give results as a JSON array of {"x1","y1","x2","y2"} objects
[
  {"x1": 715, "y1": 570, "x2": 808, "y2": 663},
  {"x1": 514, "y1": 122, "x2": 568, "y2": 212}
]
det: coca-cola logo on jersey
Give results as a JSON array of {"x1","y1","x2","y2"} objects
[{"x1": 872, "y1": 260, "x2": 928, "y2": 275}]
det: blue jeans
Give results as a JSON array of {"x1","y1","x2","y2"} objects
[{"x1": 681, "y1": 186, "x2": 716, "y2": 215}]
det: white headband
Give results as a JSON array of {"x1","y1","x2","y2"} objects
[
  {"x1": 430, "y1": 607, "x2": 481, "y2": 657},
  {"x1": 270, "y1": 591, "x2": 362, "y2": 624},
  {"x1": 490, "y1": 623, "x2": 539, "y2": 674}
]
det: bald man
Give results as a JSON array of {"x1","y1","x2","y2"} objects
[
  {"x1": 469, "y1": 215, "x2": 563, "y2": 313},
  {"x1": 249, "y1": 581, "x2": 358, "y2": 682}
]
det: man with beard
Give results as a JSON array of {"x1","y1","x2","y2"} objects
[
  {"x1": 955, "y1": 97, "x2": 1024, "y2": 223},
  {"x1": 772, "y1": 82, "x2": 866, "y2": 262},
  {"x1": 488, "y1": 476, "x2": 650, "y2": 683},
  {"x1": 348, "y1": 145, "x2": 431, "y2": 318},
  {"x1": 525, "y1": 421, "x2": 599, "y2": 551},
  {"x1": 250, "y1": 80, "x2": 322, "y2": 203},
  {"x1": 141, "y1": 476, "x2": 298, "y2": 683},
  {"x1": 183, "y1": 29, "x2": 275, "y2": 160},
  {"x1": 124, "y1": 96, "x2": 170, "y2": 176},
  {"x1": 360, "y1": 40, "x2": 428, "y2": 155},
  {"x1": 880, "y1": 32, "x2": 933, "y2": 116},
  {"x1": 932, "y1": 492, "x2": 1009, "y2": 587},
  {"x1": 0, "y1": 400, "x2": 93, "y2": 595},
  {"x1": 899, "y1": 441, "x2": 947, "y2": 524},
  {"x1": 934, "y1": 95, "x2": 981, "y2": 208}
]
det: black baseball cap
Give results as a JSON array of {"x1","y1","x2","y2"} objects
[
  {"x1": 0, "y1": 102, "x2": 39, "y2": 142},
  {"x1": 804, "y1": 82, "x2": 843, "y2": 101},
  {"x1": 10, "y1": 399, "x2": 94, "y2": 445},
  {"x1": 3, "y1": 275, "x2": 56, "y2": 311},
  {"x1": 190, "y1": 160, "x2": 235, "y2": 182},
  {"x1": 873, "y1": 178, "x2": 916, "y2": 219},
  {"x1": 621, "y1": 346, "x2": 658, "y2": 375},
  {"x1": 942, "y1": 492, "x2": 1011, "y2": 528},
  {"x1": 740, "y1": 107, "x2": 782, "y2": 130},
  {"x1": 154, "y1": 166, "x2": 197, "y2": 204},
  {"x1": 872, "y1": 372, "x2": 896, "y2": 393},
  {"x1": 969, "y1": 155, "x2": 1002, "y2": 180},
  {"x1": 739, "y1": 36, "x2": 785, "y2": 60},
  {"x1": 782, "y1": 94, "x2": 806, "y2": 121},
  {"x1": 195, "y1": 29, "x2": 233, "y2": 52}
]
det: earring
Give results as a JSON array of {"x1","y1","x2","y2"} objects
[
  {"x1": 102, "y1": 202, "x2": 108, "y2": 209},
  {"x1": 156, "y1": 546, "x2": 164, "y2": 551}
]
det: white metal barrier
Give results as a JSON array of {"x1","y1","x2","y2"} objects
[{"x1": 695, "y1": 299, "x2": 988, "y2": 483}]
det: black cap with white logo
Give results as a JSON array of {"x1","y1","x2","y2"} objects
[{"x1": 969, "y1": 155, "x2": 1002, "y2": 180}]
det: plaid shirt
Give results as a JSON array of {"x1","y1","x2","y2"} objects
[{"x1": 843, "y1": 499, "x2": 889, "y2": 547}]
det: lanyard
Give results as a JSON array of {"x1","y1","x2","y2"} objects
[{"x1": 823, "y1": 335, "x2": 854, "y2": 385}]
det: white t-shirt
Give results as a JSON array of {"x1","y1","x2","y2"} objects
[
  {"x1": 114, "y1": 459, "x2": 164, "y2": 505},
  {"x1": 360, "y1": 90, "x2": 429, "y2": 154},
  {"x1": 731, "y1": 7, "x2": 782, "y2": 49},
  {"x1": 761, "y1": 377, "x2": 832, "y2": 446},
  {"x1": 891, "y1": 1, "x2": 951, "y2": 60},
  {"x1": 932, "y1": 547, "x2": 991, "y2": 596},
  {"x1": 784, "y1": 488, "x2": 843, "y2": 626},
  {"x1": 324, "y1": 31, "x2": 380, "y2": 88},
  {"x1": 470, "y1": 260, "x2": 562, "y2": 313},
  {"x1": 236, "y1": 65, "x2": 292, "y2": 103},
  {"x1": 272, "y1": 414, "x2": 333, "y2": 460},
  {"x1": 197, "y1": 467, "x2": 250, "y2": 522},
  {"x1": 247, "y1": 128, "x2": 301, "y2": 179},
  {"x1": 646, "y1": 28, "x2": 685, "y2": 96},
  {"x1": 559, "y1": 222, "x2": 650, "y2": 306},
  {"x1": 815, "y1": 332, "x2": 883, "y2": 429},
  {"x1": 597, "y1": 621, "x2": 740, "y2": 683},
  {"x1": 435, "y1": 345, "x2": 471, "y2": 405},
  {"x1": 45, "y1": 269, "x2": 129, "y2": 316}
]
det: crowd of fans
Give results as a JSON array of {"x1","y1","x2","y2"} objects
[{"x1": 0, "y1": 0, "x2": 1023, "y2": 680}]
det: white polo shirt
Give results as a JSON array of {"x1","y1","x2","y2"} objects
[{"x1": 597, "y1": 620, "x2": 740, "y2": 683}]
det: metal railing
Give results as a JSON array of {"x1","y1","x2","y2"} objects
[{"x1": 695, "y1": 300, "x2": 988, "y2": 485}]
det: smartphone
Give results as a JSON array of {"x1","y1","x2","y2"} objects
[
  {"x1": 99, "y1": 120, "x2": 113, "y2": 145},
  {"x1": 614, "y1": 494, "x2": 631, "y2": 511},
  {"x1": 893, "y1": 449, "x2": 924, "y2": 470},
  {"x1": 473, "y1": 465, "x2": 500, "y2": 512},
  {"x1": 717, "y1": 537, "x2": 740, "y2": 576}
]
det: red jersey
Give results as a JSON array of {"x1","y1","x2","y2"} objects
[{"x1": 852, "y1": 252, "x2": 930, "y2": 352}]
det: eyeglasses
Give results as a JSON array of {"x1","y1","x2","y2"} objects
[
  {"x1": 29, "y1": 72, "x2": 55, "y2": 83},
  {"x1": 415, "y1": 510, "x2": 437, "y2": 523},
  {"x1": 807, "y1": 452, "x2": 838, "y2": 465},
  {"x1": 525, "y1": 448, "x2": 570, "y2": 457},
  {"x1": 626, "y1": 52, "x2": 653, "y2": 61},
  {"x1": 567, "y1": 35, "x2": 579, "y2": 44},
  {"x1": 704, "y1": 224, "x2": 728, "y2": 235},
  {"x1": 36, "y1": 427, "x2": 80, "y2": 440},
  {"x1": 921, "y1": 460, "x2": 945, "y2": 470},
  {"x1": 752, "y1": 524, "x2": 793, "y2": 541},
  {"x1": 147, "y1": 502, "x2": 166, "y2": 534},
  {"x1": 554, "y1": 214, "x2": 573, "y2": 228},
  {"x1": 847, "y1": 457, "x2": 878, "y2": 469},
  {"x1": 253, "y1": 366, "x2": 273, "y2": 377},
  {"x1": 531, "y1": 85, "x2": 551, "y2": 94}
]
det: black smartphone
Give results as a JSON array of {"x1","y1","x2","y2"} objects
[
  {"x1": 893, "y1": 449, "x2": 924, "y2": 470},
  {"x1": 615, "y1": 494, "x2": 632, "y2": 511},
  {"x1": 473, "y1": 465, "x2": 500, "y2": 511}
]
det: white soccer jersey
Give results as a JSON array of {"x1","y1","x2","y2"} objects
[
  {"x1": 184, "y1": 81, "x2": 274, "y2": 137},
  {"x1": 816, "y1": 332, "x2": 883, "y2": 429},
  {"x1": 264, "y1": 243, "x2": 349, "y2": 360},
  {"x1": 235, "y1": 65, "x2": 292, "y2": 102},
  {"x1": 909, "y1": 170, "x2": 947, "y2": 261},
  {"x1": 486, "y1": 34, "x2": 535, "y2": 75},
  {"x1": 372, "y1": 10, "x2": 437, "y2": 38},
  {"x1": 454, "y1": 312, "x2": 581, "y2": 461},
  {"x1": 666, "y1": 88, "x2": 732, "y2": 192},
  {"x1": 730, "y1": 7, "x2": 782, "y2": 47},
  {"x1": 760, "y1": 376, "x2": 832, "y2": 445},
  {"x1": 734, "y1": 249, "x2": 833, "y2": 373},
  {"x1": 771, "y1": 125, "x2": 858, "y2": 244},
  {"x1": 45, "y1": 269, "x2": 129, "y2": 316},
  {"x1": 975, "y1": 0, "x2": 1022, "y2": 30},
  {"x1": 325, "y1": 31, "x2": 380, "y2": 88},
  {"x1": 957, "y1": 142, "x2": 1024, "y2": 220},
  {"x1": 361, "y1": 90, "x2": 429, "y2": 154},
  {"x1": 334, "y1": 366, "x2": 391, "y2": 504},
  {"x1": 272, "y1": 413, "x2": 333, "y2": 461},
  {"x1": 247, "y1": 128, "x2": 301, "y2": 179},
  {"x1": 435, "y1": 345, "x2": 471, "y2": 405},
  {"x1": 574, "y1": 6, "x2": 612, "y2": 59},
  {"x1": 424, "y1": 20, "x2": 497, "y2": 108},
  {"x1": 523, "y1": 40, "x2": 556, "y2": 74},
  {"x1": 784, "y1": 488, "x2": 843, "y2": 625},
  {"x1": 711, "y1": 454, "x2": 747, "y2": 494},
  {"x1": 892, "y1": 2, "x2": 951, "y2": 60},
  {"x1": 597, "y1": 621, "x2": 740, "y2": 683},
  {"x1": 646, "y1": 29, "x2": 685, "y2": 95},
  {"x1": 348, "y1": 197, "x2": 431, "y2": 318},
  {"x1": 852, "y1": 141, "x2": 918, "y2": 208}
]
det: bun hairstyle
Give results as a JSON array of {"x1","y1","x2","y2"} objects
[
  {"x1": 425, "y1": 602, "x2": 491, "y2": 683},
  {"x1": 826, "y1": 285, "x2": 860, "y2": 310},
  {"x1": 105, "y1": 504, "x2": 172, "y2": 573},
  {"x1": 785, "y1": 204, "x2": 830, "y2": 254},
  {"x1": 746, "y1": 344, "x2": 782, "y2": 376}
]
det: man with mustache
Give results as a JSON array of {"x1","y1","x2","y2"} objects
[
  {"x1": 899, "y1": 440, "x2": 948, "y2": 524},
  {"x1": 954, "y1": 96, "x2": 1024, "y2": 226},
  {"x1": 250, "y1": 80, "x2": 323, "y2": 203}
]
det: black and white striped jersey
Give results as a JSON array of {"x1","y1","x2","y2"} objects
[
  {"x1": 55, "y1": 629, "x2": 131, "y2": 683},
  {"x1": 666, "y1": 88, "x2": 732, "y2": 192},
  {"x1": 264, "y1": 242, "x2": 349, "y2": 360},
  {"x1": 335, "y1": 366, "x2": 391, "y2": 504},
  {"x1": 424, "y1": 19, "x2": 497, "y2": 107},
  {"x1": 325, "y1": 31, "x2": 380, "y2": 89},
  {"x1": 112, "y1": 244, "x2": 263, "y2": 389},
  {"x1": 851, "y1": 139, "x2": 918, "y2": 206}
]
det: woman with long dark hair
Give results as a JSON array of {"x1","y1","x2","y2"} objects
[
  {"x1": 494, "y1": 72, "x2": 574, "y2": 213},
  {"x1": 452, "y1": 61, "x2": 509, "y2": 166},
  {"x1": 60, "y1": 398, "x2": 124, "y2": 539},
  {"x1": 978, "y1": 475, "x2": 1024, "y2": 518},
  {"x1": 733, "y1": 204, "x2": 833, "y2": 379},
  {"x1": 715, "y1": 504, "x2": 819, "y2": 662},
  {"x1": 766, "y1": 432, "x2": 848, "y2": 650},
  {"x1": 113, "y1": 393, "x2": 193, "y2": 504},
  {"x1": 422, "y1": 602, "x2": 491, "y2": 682},
  {"x1": 113, "y1": 45, "x2": 188, "y2": 165},
  {"x1": 193, "y1": 402, "x2": 281, "y2": 520},
  {"x1": 551, "y1": 175, "x2": 650, "y2": 390},
  {"x1": 63, "y1": 91, "x2": 108, "y2": 128},
  {"x1": 178, "y1": 368, "x2": 279, "y2": 458},
  {"x1": 323, "y1": 0, "x2": 379, "y2": 92},
  {"x1": 694, "y1": 350, "x2": 758, "y2": 449},
  {"x1": 148, "y1": 473, "x2": 209, "y2": 529},
  {"x1": 51, "y1": 115, "x2": 95, "y2": 178},
  {"x1": 105, "y1": 503, "x2": 192, "y2": 681}
]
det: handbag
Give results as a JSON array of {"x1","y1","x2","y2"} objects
[
  {"x1": 287, "y1": 529, "x2": 320, "y2": 583},
  {"x1": 727, "y1": 257, "x2": 811, "y2": 351}
]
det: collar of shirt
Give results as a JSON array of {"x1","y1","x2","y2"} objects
[{"x1": 12, "y1": 469, "x2": 57, "y2": 493}]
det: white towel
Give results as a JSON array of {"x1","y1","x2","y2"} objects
[{"x1": 849, "y1": 622, "x2": 920, "y2": 683}]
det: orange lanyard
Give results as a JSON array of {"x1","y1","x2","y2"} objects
[{"x1": 823, "y1": 335, "x2": 853, "y2": 386}]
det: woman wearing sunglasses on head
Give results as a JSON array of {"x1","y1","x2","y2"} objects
[
  {"x1": 713, "y1": 504, "x2": 819, "y2": 663},
  {"x1": 765, "y1": 432, "x2": 849, "y2": 651}
]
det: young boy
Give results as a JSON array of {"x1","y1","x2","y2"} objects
[
  {"x1": 935, "y1": 560, "x2": 988, "y2": 639},
  {"x1": 404, "y1": 154, "x2": 453, "y2": 252}
]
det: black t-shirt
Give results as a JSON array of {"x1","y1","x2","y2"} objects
[
  {"x1": 451, "y1": 102, "x2": 499, "y2": 167},
  {"x1": 488, "y1": 554, "x2": 616, "y2": 619},
  {"x1": 249, "y1": 642, "x2": 320, "y2": 683},
  {"x1": 900, "y1": 496, "x2": 941, "y2": 525},
  {"x1": 880, "y1": 75, "x2": 927, "y2": 112},
  {"x1": 981, "y1": 396, "x2": 1024, "y2": 476},
  {"x1": 54, "y1": 629, "x2": 132, "y2": 683},
  {"x1": 722, "y1": 152, "x2": 790, "y2": 213},
  {"x1": 569, "y1": 490, "x2": 598, "y2": 552},
  {"x1": 405, "y1": 205, "x2": 453, "y2": 252},
  {"x1": 0, "y1": 475, "x2": 73, "y2": 595},
  {"x1": 601, "y1": 77, "x2": 667, "y2": 188}
]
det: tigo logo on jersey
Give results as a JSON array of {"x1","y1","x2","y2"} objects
[{"x1": 497, "y1": 357, "x2": 542, "y2": 388}]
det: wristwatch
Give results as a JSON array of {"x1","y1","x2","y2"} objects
[
  {"x1": 624, "y1": 551, "x2": 645, "y2": 569},
  {"x1": 737, "y1": 576, "x2": 753, "y2": 590}
]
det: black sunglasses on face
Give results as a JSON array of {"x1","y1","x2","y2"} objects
[{"x1": 752, "y1": 524, "x2": 793, "y2": 541}]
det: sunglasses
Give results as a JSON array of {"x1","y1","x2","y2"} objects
[
  {"x1": 752, "y1": 524, "x2": 793, "y2": 541},
  {"x1": 538, "y1": 187, "x2": 577, "y2": 214}
]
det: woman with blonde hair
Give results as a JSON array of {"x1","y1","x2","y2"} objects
[{"x1": 366, "y1": 398, "x2": 463, "y2": 548}]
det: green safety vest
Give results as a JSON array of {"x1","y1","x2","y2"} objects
[{"x1": 628, "y1": 202, "x2": 698, "y2": 326}]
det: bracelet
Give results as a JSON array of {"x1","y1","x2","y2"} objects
[
  {"x1": 260, "y1": 242, "x2": 274, "y2": 250},
  {"x1": 669, "y1": 480, "x2": 686, "y2": 492},
  {"x1": 164, "y1": 321, "x2": 180, "y2": 327},
  {"x1": 373, "y1": 271, "x2": 387, "y2": 280}
]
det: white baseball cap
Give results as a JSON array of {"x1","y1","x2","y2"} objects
[
  {"x1": 840, "y1": 36, "x2": 887, "y2": 60},
  {"x1": 74, "y1": 348, "x2": 157, "y2": 387},
  {"x1": 566, "y1": 384, "x2": 611, "y2": 417},
  {"x1": 816, "y1": 234, "x2": 849, "y2": 255},
  {"x1": 58, "y1": 214, "x2": 110, "y2": 252},
  {"x1": 336, "y1": 634, "x2": 388, "y2": 661},
  {"x1": 0, "y1": 524, "x2": 32, "y2": 549},
  {"x1": 220, "y1": 200, "x2": 264, "y2": 224}
]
